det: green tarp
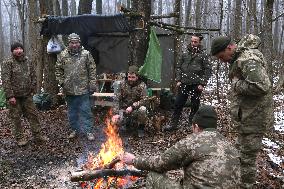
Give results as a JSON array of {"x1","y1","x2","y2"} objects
[
  {"x1": 0, "y1": 88, "x2": 6, "y2": 108},
  {"x1": 138, "y1": 27, "x2": 162, "y2": 83}
]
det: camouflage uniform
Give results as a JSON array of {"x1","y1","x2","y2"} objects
[
  {"x1": 133, "y1": 128, "x2": 241, "y2": 188},
  {"x1": 1, "y1": 56, "x2": 42, "y2": 140},
  {"x1": 116, "y1": 79, "x2": 148, "y2": 130},
  {"x1": 229, "y1": 34, "x2": 273, "y2": 188},
  {"x1": 55, "y1": 46, "x2": 96, "y2": 134}
]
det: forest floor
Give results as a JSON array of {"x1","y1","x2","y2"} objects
[{"x1": 0, "y1": 91, "x2": 283, "y2": 189}]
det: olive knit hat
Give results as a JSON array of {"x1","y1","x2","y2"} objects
[
  {"x1": 192, "y1": 105, "x2": 218, "y2": 128},
  {"x1": 211, "y1": 36, "x2": 231, "y2": 55}
]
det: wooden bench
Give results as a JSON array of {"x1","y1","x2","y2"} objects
[{"x1": 91, "y1": 92, "x2": 116, "y2": 107}]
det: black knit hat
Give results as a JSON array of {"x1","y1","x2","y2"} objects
[
  {"x1": 192, "y1": 105, "x2": 218, "y2": 129},
  {"x1": 11, "y1": 42, "x2": 24, "y2": 52},
  {"x1": 211, "y1": 36, "x2": 231, "y2": 55}
]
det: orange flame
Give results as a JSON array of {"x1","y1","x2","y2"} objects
[{"x1": 82, "y1": 109, "x2": 138, "y2": 188}]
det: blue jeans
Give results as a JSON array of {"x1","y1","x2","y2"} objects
[{"x1": 66, "y1": 94, "x2": 94, "y2": 134}]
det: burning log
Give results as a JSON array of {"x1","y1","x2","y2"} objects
[{"x1": 70, "y1": 169, "x2": 147, "y2": 182}]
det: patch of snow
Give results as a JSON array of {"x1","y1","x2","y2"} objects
[
  {"x1": 274, "y1": 110, "x2": 284, "y2": 133},
  {"x1": 262, "y1": 138, "x2": 280, "y2": 149},
  {"x1": 267, "y1": 153, "x2": 284, "y2": 166}
]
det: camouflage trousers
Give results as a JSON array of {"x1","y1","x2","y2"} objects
[
  {"x1": 146, "y1": 172, "x2": 184, "y2": 189},
  {"x1": 236, "y1": 132, "x2": 264, "y2": 189},
  {"x1": 124, "y1": 106, "x2": 148, "y2": 128},
  {"x1": 8, "y1": 96, "x2": 41, "y2": 140}
]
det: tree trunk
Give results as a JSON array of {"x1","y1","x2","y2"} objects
[
  {"x1": 226, "y1": 0, "x2": 231, "y2": 34},
  {"x1": 39, "y1": 0, "x2": 59, "y2": 104},
  {"x1": 70, "y1": 0, "x2": 76, "y2": 15},
  {"x1": 251, "y1": 0, "x2": 257, "y2": 34},
  {"x1": 0, "y1": 1, "x2": 4, "y2": 63},
  {"x1": 261, "y1": 0, "x2": 274, "y2": 81},
  {"x1": 128, "y1": 0, "x2": 151, "y2": 68},
  {"x1": 96, "y1": 0, "x2": 102, "y2": 14},
  {"x1": 62, "y1": 0, "x2": 68, "y2": 16},
  {"x1": 273, "y1": 0, "x2": 279, "y2": 52},
  {"x1": 245, "y1": 0, "x2": 251, "y2": 34},
  {"x1": 171, "y1": 0, "x2": 181, "y2": 90},
  {"x1": 233, "y1": 0, "x2": 242, "y2": 41},
  {"x1": 28, "y1": 0, "x2": 42, "y2": 93},
  {"x1": 195, "y1": 0, "x2": 201, "y2": 28},
  {"x1": 78, "y1": 0, "x2": 93, "y2": 15},
  {"x1": 216, "y1": 0, "x2": 224, "y2": 103},
  {"x1": 184, "y1": 0, "x2": 192, "y2": 27},
  {"x1": 158, "y1": 0, "x2": 163, "y2": 15}
]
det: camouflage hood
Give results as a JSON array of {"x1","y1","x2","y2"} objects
[{"x1": 236, "y1": 34, "x2": 261, "y2": 51}]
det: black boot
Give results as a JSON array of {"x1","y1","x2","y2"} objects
[{"x1": 137, "y1": 124, "x2": 145, "y2": 138}]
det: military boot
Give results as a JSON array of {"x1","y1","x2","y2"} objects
[
  {"x1": 137, "y1": 124, "x2": 145, "y2": 138},
  {"x1": 163, "y1": 119, "x2": 178, "y2": 132}
]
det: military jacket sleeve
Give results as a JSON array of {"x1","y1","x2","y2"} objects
[
  {"x1": 1, "y1": 59, "x2": 14, "y2": 98},
  {"x1": 86, "y1": 52, "x2": 97, "y2": 92},
  {"x1": 30, "y1": 61, "x2": 37, "y2": 93},
  {"x1": 55, "y1": 53, "x2": 65, "y2": 87},
  {"x1": 134, "y1": 82, "x2": 148, "y2": 108},
  {"x1": 133, "y1": 137, "x2": 194, "y2": 173},
  {"x1": 233, "y1": 60, "x2": 271, "y2": 96}
]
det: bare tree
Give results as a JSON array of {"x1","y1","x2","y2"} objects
[
  {"x1": 78, "y1": 0, "x2": 93, "y2": 15},
  {"x1": 195, "y1": 0, "x2": 201, "y2": 28},
  {"x1": 128, "y1": 0, "x2": 151, "y2": 67},
  {"x1": 96, "y1": 0, "x2": 102, "y2": 14},
  {"x1": 62, "y1": 0, "x2": 68, "y2": 16},
  {"x1": 70, "y1": 0, "x2": 76, "y2": 16},
  {"x1": 273, "y1": 0, "x2": 280, "y2": 52},
  {"x1": 0, "y1": 0, "x2": 5, "y2": 62},
  {"x1": 233, "y1": 0, "x2": 242, "y2": 41}
]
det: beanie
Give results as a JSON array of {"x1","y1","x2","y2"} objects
[
  {"x1": 68, "y1": 33, "x2": 81, "y2": 42},
  {"x1": 211, "y1": 36, "x2": 231, "y2": 55},
  {"x1": 192, "y1": 105, "x2": 218, "y2": 129},
  {"x1": 128, "y1": 65, "x2": 139, "y2": 74},
  {"x1": 11, "y1": 42, "x2": 24, "y2": 52}
]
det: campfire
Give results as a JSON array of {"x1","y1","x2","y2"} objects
[{"x1": 70, "y1": 110, "x2": 146, "y2": 188}]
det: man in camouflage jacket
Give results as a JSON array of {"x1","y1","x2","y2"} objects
[
  {"x1": 211, "y1": 34, "x2": 273, "y2": 188},
  {"x1": 122, "y1": 105, "x2": 241, "y2": 188},
  {"x1": 165, "y1": 34, "x2": 212, "y2": 131},
  {"x1": 1, "y1": 42, "x2": 48, "y2": 146},
  {"x1": 55, "y1": 33, "x2": 96, "y2": 140},
  {"x1": 112, "y1": 65, "x2": 148, "y2": 137}
]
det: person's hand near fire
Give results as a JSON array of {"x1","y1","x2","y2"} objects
[
  {"x1": 120, "y1": 152, "x2": 136, "y2": 165},
  {"x1": 111, "y1": 101, "x2": 140, "y2": 125}
]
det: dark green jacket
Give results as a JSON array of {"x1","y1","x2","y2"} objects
[
  {"x1": 1, "y1": 56, "x2": 36, "y2": 98},
  {"x1": 176, "y1": 47, "x2": 212, "y2": 85}
]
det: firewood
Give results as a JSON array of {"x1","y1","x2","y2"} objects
[{"x1": 70, "y1": 169, "x2": 147, "y2": 182}]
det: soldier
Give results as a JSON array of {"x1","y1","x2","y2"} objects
[
  {"x1": 1, "y1": 42, "x2": 48, "y2": 146},
  {"x1": 121, "y1": 105, "x2": 241, "y2": 188},
  {"x1": 211, "y1": 34, "x2": 273, "y2": 188},
  {"x1": 164, "y1": 34, "x2": 212, "y2": 131},
  {"x1": 55, "y1": 33, "x2": 96, "y2": 141},
  {"x1": 112, "y1": 65, "x2": 148, "y2": 137}
]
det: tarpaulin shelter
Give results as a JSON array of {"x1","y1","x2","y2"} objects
[{"x1": 40, "y1": 14, "x2": 174, "y2": 87}]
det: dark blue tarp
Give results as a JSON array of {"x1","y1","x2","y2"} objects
[{"x1": 40, "y1": 14, "x2": 134, "y2": 36}]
